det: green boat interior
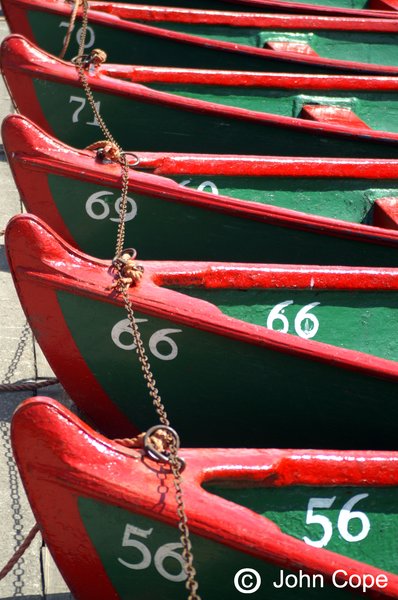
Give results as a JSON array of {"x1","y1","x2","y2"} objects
[
  {"x1": 204, "y1": 480, "x2": 398, "y2": 573},
  {"x1": 160, "y1": 279, "x2": 398, "y2": 361},
  {"x1": 164, "y1": 174, "x2": 398, "y2": 224},
  {"x1": 129, "y1": 22, "x2": 398, "y2": 67},
  {"x1": 112, "y1": 80, "x2": 398, "y2": 134}
]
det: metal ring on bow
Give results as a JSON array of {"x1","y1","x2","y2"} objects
[{"x1": 144, "y1": 425, "x2": 185, "y2": 471}]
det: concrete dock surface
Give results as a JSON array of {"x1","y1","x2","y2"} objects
[{"x1": 0, "y1": 16, "x2": 75, "y2": 600}]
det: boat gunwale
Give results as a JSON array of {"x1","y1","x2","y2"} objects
[
  {"x1": 4, "y1": 0, "x2": 398, "y2": 75},
  {"x1": 4, "y1": 36, "x2": 398, "y2": 154},
  {"x1": 5, "y1": 114, "x2": 398, "y2": 248},
  {"x1": 11, "y1": 395, "x2": 398, "y2": 598},
  {"x1": 7, "y1": 214, "x2": 398, "y2": 385}
]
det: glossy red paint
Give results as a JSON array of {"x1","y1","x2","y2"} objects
[
  {"x1": 374, "y1": 198, "x2": 398, "y2": 229},
  {"x1": 12, "y1": 396, "x2": 398, "y2": 599},
  {"x1": 3, "y1": 0, "x2": 398, "y2": 74},
  {"x1": 5, "y1": 37, "x2": 398, "y2": 156},
  {"x1": 194, "y1": 0, "x2": 398, "y2": 18},
  {"x1": 6, "y1": 213, "x2": 398, "y2": 436},
  {"x1": 6, "y1": 113, "x2": 398, "y2": 252}
]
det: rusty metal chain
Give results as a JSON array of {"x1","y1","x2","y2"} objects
[
  {"x1": 0, "y1": 379, "x2": 59, "y2": 393},
  {"x1": 65, "y1": 2, "x2": 201, "y2": 597},
  {"x1": 0, "y1": 320, "x2": 59, "y2": 392}
]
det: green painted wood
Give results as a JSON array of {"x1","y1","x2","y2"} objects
[
  {"x1": 56, "y1": 291, "x2": 398, "y2": 449},
  {"x1": 78, "y1": 496, "x2": 357, "y2": 598},
  {"x1": 147, "y1": 86, "x2": 398, "y2": 134},
  {"x1": 141, "y1": 23, "x2": 398, "y2": 68},
  {"x1": 48, "y1": 174, "x2": 398, "y2": 265},
  {"x1": 174, "y1": 288, "x2": 398, "y2": 360},
  {"x1": 88, "y1": 0, "x2": 370, "y2": 9},
  {"x1": 205, "y1": 484, "x2": 398, "y2": 574},
  {"x1": 30, "y1": 79, "x2": 398, "y2": 158},
  {"x1": 26, "y1": 10, "x2": 321, "y2": 70},
  {"x1": 171, "y1": 176, "x2": 396, "y2": 222},
  {"x1": 26, "y1": 10, "x2": 396, "y2": 71}
]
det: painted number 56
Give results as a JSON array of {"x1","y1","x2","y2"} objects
[
  {"x1": 118, "y1": 523, "x2": 186, "y2": 582},
  {"x1": 304, "y1": 494, "x2": 370, "y2": 548}
]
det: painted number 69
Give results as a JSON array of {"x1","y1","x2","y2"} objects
[
  {"x1": 118, "y1": 523, "x2": 186, "y2": 583},
  {"x1": 304, "y1": 494, "x2": 370, "y2": 548},
  {"x1": 85, "y1": 191, "x2": 137, "y2": 223}
]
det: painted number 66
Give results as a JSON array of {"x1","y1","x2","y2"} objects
[
  {"x1": 112, "y1": 318, "x2": 182, "y2": 361},
  {"x1": 118, "y1": 523, "x2": 186, "y2": 583},
  {"x1": 267, "y1": 301, "x2": 320, "y2": 339}
]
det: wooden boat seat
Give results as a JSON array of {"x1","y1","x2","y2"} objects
[
  {"x1": 264, "y1": 41, "x2": 318, "y2": 55},
  {"x1": 373, "y1": 197, "x2": 398, "y2": 230},
  {"x1": 300, "y1": 104, "x2": 372, "y2": 129}
]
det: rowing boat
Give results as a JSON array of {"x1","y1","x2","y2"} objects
[
  {"x1": 70, "y1": 0, "x2": 398, "y2": 19},
  {"x1": 3, "y1": 0, "x2": 398, "y2": 74},
  {"x1": 12, "y1": 396, "x2": 398, "y2": 599},
  {"x1": 5, "y1": 37, "x2": 398, "y2": 158},
  {"x1": 6, "y1": 114, "x2": 398, "y2": 265},
  {"x1": 7, "y1": 213, "x2": 398, "y2": 447}
]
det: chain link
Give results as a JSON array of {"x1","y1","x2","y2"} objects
[{"x1": 67, "y1": 2, "x2": 201, "y2": 596}]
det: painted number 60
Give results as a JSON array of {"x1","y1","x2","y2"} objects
[
  {"x1": 180, "y1": 179, "x2": 219, "y2": 195},
  {"x1": 304, "y1": 494, "x2": 370, "y2": 548},
  {"x1": 118, "y1": 523, "x2": 186, "y2": 582}
]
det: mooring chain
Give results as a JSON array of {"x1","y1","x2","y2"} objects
[
  {"x1": 59, "y1": 2, "x2": 201, "y2": 597},
  {"x1": 0, "y1": 422, "x2": 40, "y2": 587},
  {"x1": 0, "y1": 320, "x2": 59, "y2": 392}
]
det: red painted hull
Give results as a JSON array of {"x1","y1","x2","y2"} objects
[
  {"x1": 12, "y1": 396, "x2": 398, "y2": 599},
  {"x1": 6, "y1": 213, "x2": 398, "y2": 442},
  {"x1": 5, "y1": 114, "x2": 398, "y2": 262},
  {"x1": 5, "y1": 36, "x2": 398, "y2": 160},
  {"x1": 4, "y1": 0, "x2": 398, "y2": 74}
]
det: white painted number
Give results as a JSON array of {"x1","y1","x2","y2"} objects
[
  {"x1": 149, "y1": 329, "x2": 181, "y2": 361},
  {"x1": 304, "y1": 494, "x2": 370, "y2": 548},
  {"x1": 267, "y1": 301, "x2": 320, "y2": 339},
  {"x1": 337, "y1": 494, "x2": 370, "y2": 543},
  {"x1": 118, "y1": 524, "x2": 186, "y2": 582},
  {"x1": 59, "y1": 21, "x2": 95, "y2": 50},
  {"x1": 154, "y1": 543, "x2": 187, "y2": 582},
  {"x1": 294, "y1": 302, "x2": 320, "y2": 339},
  {"x1": 85, "y1": 191, "x2": 138, "y2": 222},
  {"x1": 118, "y1": 524, "x2": 152, "y2": 570},
  {"x1": 69, "y1": 96, "x2": 101, "y2": 126},
  {"x1": 266, "y1": 300, "x2": 292, "y2": 334},
  {"x1": 111, "y1": 319, "x2": 182, "y2": 360},
  {"x1": 180, "y1": 179, "x2": 219, "y2": 195},
  {"x1": 303, "y1": 497, "x2": 336, "y2": 548},
  {"x1": 69, "y1": 96, "x2": 85, "y2": 123},
  {"x1": 111, "y1": 318, "x2": 147, "y2": 351}
]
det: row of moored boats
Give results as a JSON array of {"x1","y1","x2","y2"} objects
[{"x1": 2, "y1": 0, "x2": 398, "y2": 597}]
